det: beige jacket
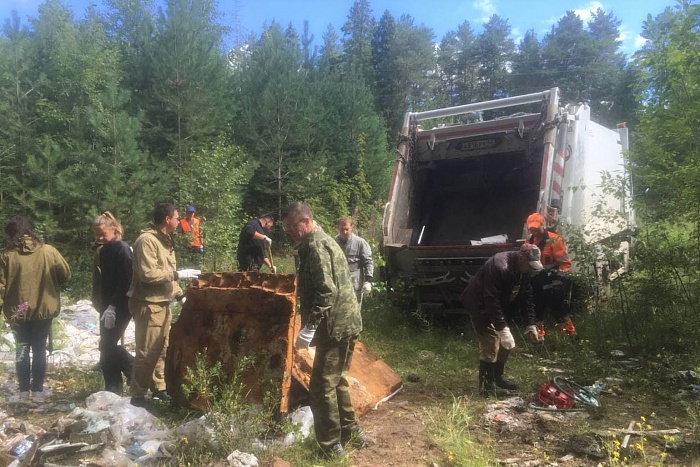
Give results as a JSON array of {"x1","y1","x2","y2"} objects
[
  {"x1": 127, "y1": 224, "x2": 182, "y2": 303},
  {"x1": 0, "y1": 236, "x2": 71, "y2": 322}
]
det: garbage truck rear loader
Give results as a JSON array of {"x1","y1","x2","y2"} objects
[{"x1": 381, "y1": 88, "x2": 633, "y2": 314}]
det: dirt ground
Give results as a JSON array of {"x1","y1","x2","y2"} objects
[
  {"x1": 1, "y1": 356, "x2": 698, "y2": 466},
  {"x1": 1, "y1": 370, "x2": 697, "y2": 467},
  {"x1": 348, "y1": 385, "x2": 695, "y2": 467},
  {"x1": 349, "y1": 391, "x2": 440, "y2": 467}
]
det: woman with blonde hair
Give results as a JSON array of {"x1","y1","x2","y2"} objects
[
  {"x1": 92, "y1": 212, "x2": 134, "y2": 393},
  {"x1": 0, "y1": 216, "x2": 71, "y2": 402}
]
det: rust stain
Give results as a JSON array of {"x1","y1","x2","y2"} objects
[{"x1": 166, "y1": 271, "x2": 402, "y2": 415}]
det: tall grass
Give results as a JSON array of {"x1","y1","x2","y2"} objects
[{"x1": 426, "y1": 396, "x2": 495, "y2": 466}]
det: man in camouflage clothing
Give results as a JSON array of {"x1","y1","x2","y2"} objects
[{"x1": 282, "y1": 202, "x2": 368, "y2": 458}]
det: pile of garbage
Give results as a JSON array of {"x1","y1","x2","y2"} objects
[
  {"x1": 0, "y1": 300, "x2": 134, "y2": 371},
  {"x1": 1, "y1": 390, "x2": 315, "y2": 466}
]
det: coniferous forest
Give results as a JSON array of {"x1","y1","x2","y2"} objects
[{"x1": 0, "y1": 0, "x2": 698, "y2": 299}]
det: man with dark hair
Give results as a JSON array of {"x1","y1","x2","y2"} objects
[
  {"x1": 178, "y1": 205, "x2": 204, "y2": 253},
  {"x1": 128, "y1": 202, "x2": 200, "y2": 407},
  {"x1": 237, "y1": 213, "x2": 276, "y2": 273},
  {"x1": 460, "y1": 243, "x2": 542, "y2": 396},
  {"x1": 282, "y1": 201, "x2": 368, "y2": 459}
]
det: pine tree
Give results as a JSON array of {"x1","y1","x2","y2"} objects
[
  {"x1": 0, "y1": 13, "x2": 42, "y2": 218},
  {"x1": 475, "y1": 15, "x2": 514, "y2": 101},
  {"x1": 231, "y1": 22, "x2": 323, "y2": 217},
  {"x1": 511, "y1": 29, "x2": 544, "y2": 95},
  {"x1": 145, "y1": 0, "x2": 231, "y2": 170},
  {"x1": 341, "y1": 0, "x2": 376, "y2": 86}
]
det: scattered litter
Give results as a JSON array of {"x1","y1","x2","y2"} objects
[
  {"x1": 227, "y1": 449, "x2": 259, "y2": 467},
  {"x1": 678, "y1": 370, "x2": 700, "y2": 383},
  {"x1": 283, "y1": 406, "x2": 313, "y2": 445},
  {"x1": 483, "y1": 397, "x2": 526, "y2": 431},
  {"x1": 569, "y1": 433, "x2": 605, "y2": 458},
  {"x1": 610, "y1": 350, "x2": 626, "y2": 358}
]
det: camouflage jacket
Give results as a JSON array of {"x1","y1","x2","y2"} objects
[{"x1": 298, "y1": 224, "x2": 362, "y2": 341}]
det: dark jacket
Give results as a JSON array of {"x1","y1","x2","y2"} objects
[
  {"x1": 298, "y1": 224, "x2": 362, "y2": 341},
  {"x1": 460, "y1": 251, "x2": 536, "y2": 331},
  {"x1": 94, "y1": 239, "x2": 133, "y2": 314},
  {"x1": 0, "y1": 236, "x2": 71, "y2": 321},
  {"x1": 237, "y1": 219, "x2": 266, "y2": 271}
]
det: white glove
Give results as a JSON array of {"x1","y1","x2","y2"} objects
[
  {"x1": 497, "y1": 326, "x2": 516, "y2": 350},
  {"x1": 271, "y1": 266, "x2": 277, "y2": 273},
  {"x1": 525, "y1": 325, "x2": 542, "y2": 342},
  {"x1": 177, "y1": 269, "x2": 201, "y2": 280},
  {"x1": 101, "y1": 305, "x2": 116, "y2": 329},
  {"x1": 263, "y1": 236, "x2": 272, "y2": 246},
  {"x1": 362, "y1": 282, "x2": 372, "y2": 295},
  {"x1": 180, "y1": 296, "x2": 187, "y2": 305}
]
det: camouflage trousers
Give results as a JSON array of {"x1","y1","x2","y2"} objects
[{"x1": 309, "y1": 333, "x2": 358, "y2": 450}]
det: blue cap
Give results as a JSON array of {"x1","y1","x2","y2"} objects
[{"x1": 186, "y1": 206, "x2": 195, "y2": 212}]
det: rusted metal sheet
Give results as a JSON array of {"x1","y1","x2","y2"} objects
[
  {"x1": 166, "y1": 272, "x2": 402, "y2": 415},
  {"x1": 166, "y1": 272, "x2": 299, "y2": 412},
  {"x1": 292, "y1": 336, "x2": 404, "y2": 416}
]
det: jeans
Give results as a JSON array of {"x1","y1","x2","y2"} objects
[{"x1": 11, "y1": 318, "x2": 53, "y2": 392}]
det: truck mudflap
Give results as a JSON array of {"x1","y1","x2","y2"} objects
[{"x1": 166, "y1": 272, "x2": 402, "y2": 414}]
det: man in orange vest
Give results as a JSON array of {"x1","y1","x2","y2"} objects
[
  {"x1": 178, "y1": 206, "x2": 204, "y2": 253},
  {"x1": 526, "y1": 212, "x2": 576, "y2": 338}
]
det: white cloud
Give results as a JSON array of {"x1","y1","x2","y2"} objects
[
  {"x1": 634, "y1": 35, "x2": 648, "y2": 49},
  {"x1": 573, "y1": 1, "x2": 604, "y2": 23},
  {"x1": 472, "y1": 0, "x2": 497, "y2": 22}
]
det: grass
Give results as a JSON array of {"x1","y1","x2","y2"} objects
[
  {"x1": 156, "y1": 285, "x2": 700, "y2": 465},
  {"x1": 426, "y1": 396, "x2": 495, "y2": 466},
  {"x1": 14, "y1": 257, "x2": 700, "y2": 466}
]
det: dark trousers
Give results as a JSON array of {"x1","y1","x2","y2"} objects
[
  {"x1": 11, "y1": 318, "x2": 52, "y2": 392},
  {"x1": 309, "y1": 333, "x2": 358, "y2": 451},
  {"x1": 99, "y1": 308, "x2": 134, "y2": 393},
  {"x1": 531, "y1": 270, "x2": 572, "y2": 322}
]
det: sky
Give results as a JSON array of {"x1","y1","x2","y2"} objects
[{"x1": 0, "y1": 0, "x2": 679, "y2": 56}]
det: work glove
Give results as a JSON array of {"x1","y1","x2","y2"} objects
[
  {"x1": 263, "y1": 236, "x2": 272, "y2": 246},
  {"x1": 180, "y1": 296, "x2": 187, "y2": 305},
  {"x1": 295, "y1": 323, "x2": 317, "y2": 350},
  {"x1": 177, "y1": 269, "x2": 201, "y2": 280},
  {"x1": 362, "y1": 281, "x2": 372, "y2": 296},
  {"x1": 101, "y1": 305, "x2": 116, "y2": 329},
  {"x1": 270, "y1": 265, "x2": 277, "y2": 274},
  {"x1": 525, "y1": 325, "x2": 542, "y2": 342},
  {"x1": 497, "y1": 326, "x2": 516, "y2": 350}
]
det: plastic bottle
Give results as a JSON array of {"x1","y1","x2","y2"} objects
[{"x1": 10, "y1": 436, "x2": 35, "y2": 459}]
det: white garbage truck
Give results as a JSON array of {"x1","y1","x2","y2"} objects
[{"x1": 381, "y1": 88, "x2": 634, "y2": 314}]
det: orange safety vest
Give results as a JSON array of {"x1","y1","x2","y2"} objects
[
  {"x1": 179, "y1": 217, "x2": 203, "y2": 248},
  {"x1": 529, "y1": 230, "x2": 571, "y2": 272}
]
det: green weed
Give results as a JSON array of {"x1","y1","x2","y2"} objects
[
  {"x1": 176, "y1": 351, "x2": 294, "y2": 464},
  {"x1": 426, "y1": 396, "x2": 495, "y2": 466}
]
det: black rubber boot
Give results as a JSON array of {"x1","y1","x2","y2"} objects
[
  {"x1": 494, "y1": 361, "x2": 519, "y2": 391},
  {"x1": 478, "y1": 360, "x2": 492, "y2": 394},
  {"x1": 479, "y1": 361, "x2": 510, "y2": 396}
]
